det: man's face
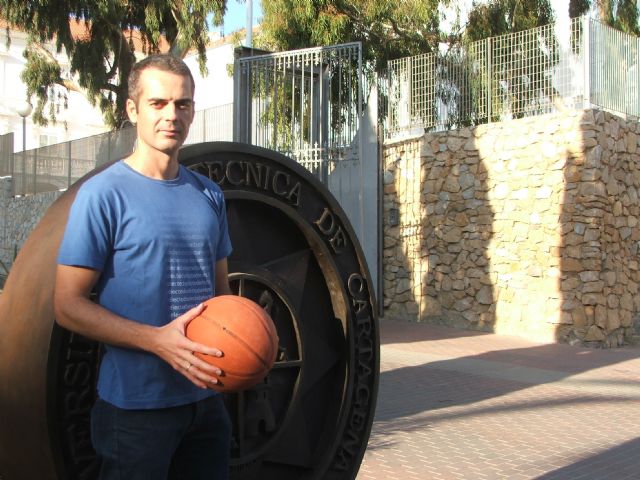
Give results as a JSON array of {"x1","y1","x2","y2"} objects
[{"x1": 126, "y1": 68, "x2": 195, "y2": 156}]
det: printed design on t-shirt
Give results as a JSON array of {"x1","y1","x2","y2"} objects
[{"x1": 161, "y1": 211, "x2": 215, "y2": 319}]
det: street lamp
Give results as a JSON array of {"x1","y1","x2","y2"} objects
[
  {"x1": 15, "y1": 100, "x2": 32, "y2": 152},
  {"x1": 15, "y1": 100, "x2": 32, "y2": 196}
]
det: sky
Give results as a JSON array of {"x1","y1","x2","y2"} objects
[
  {"x1": 218, "y1": 0, "x2": 575, "y2": 38},
  {"x1": 217, "y1": 0, "x2": 263, "y2": 37}
]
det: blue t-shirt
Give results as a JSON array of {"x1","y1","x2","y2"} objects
[{"x1": 57, "y1": 161, "x2": 232, "y2": 409}]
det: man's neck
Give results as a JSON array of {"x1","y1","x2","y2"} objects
[{"x1": 124, "y1": 147, "x2": 180, "y2": 180}]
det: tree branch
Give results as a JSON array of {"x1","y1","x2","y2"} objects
[
  {"x1": 104, "y1": 29, "x2": 130, "y2": 79},
  {"x1": 28, "y1": 41, "x2": 113, "y2": 100}
]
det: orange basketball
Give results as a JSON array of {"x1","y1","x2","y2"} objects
[{"x1": 186, "y1": 295, "x2": 279, "y2": 392}]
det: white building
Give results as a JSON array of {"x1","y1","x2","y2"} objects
[
  {"x1": 0, "y1": 21, "x2": 107, "y2": 152},
  {"x1": 0, "y1": 20, "x2": 239, "y2": 153},
  {"x1": 186, "y1": 35, "x2": 236, "y2": 110}
]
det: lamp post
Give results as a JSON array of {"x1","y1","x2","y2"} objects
[
  {"x1": 15, "y1": 100, "x2": 32, "y2": 152},
  {"x1": 15, "y1": 100, "x2": 32, "y2": 196},
  {"x1": 246, "y1": 0, "x2": 253, "y2": 48}
]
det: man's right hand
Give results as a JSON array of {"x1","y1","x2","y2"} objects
[{"x1": 152, "y1": 303, "x2": 225, "y2": 389}]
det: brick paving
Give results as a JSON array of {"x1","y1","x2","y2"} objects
[{"x1": 358, "y1": 320, "x2": 640, "y2": 480}]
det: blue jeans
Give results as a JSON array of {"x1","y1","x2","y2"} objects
[{"x1": 91, "y1": 395, "x2": 232, "y2": 480}]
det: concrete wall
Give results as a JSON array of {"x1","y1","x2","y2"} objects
[{"x1": 382, "y1": 109, "x2": 640, "y2": 347}]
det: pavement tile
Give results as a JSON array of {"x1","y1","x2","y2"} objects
[{"x1": 357, "y1": 319, "x2": 640, "y2": 480}]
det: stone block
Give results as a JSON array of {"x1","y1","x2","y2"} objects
[
  {"x1": 607, "y1": 294, "x2": 620, "y2": 309},
  {"x1": 602, "y1": 270, "x2": 616, "y2": 286},
  {"x1": 620, "y1": 309, "x2": 632, "y2": 327},
  {"x1": 396, "y1": 291, "x2": 413, "y2": 302},
  {"x1": 583, "y1": 305, "x2": 595, "y2": 325},
  {"x1": 620, "y1": 293, "x2": 633, "y2": 310},
  {"x1": 564, "y1": 232, "x2": 585, "y2": 246},
  {"x1": 395, "y1": 278, "x2": 411, "y2": 294},
  {"x1": 562, "y1": 258, "x2": 583, "y2": 271},
  {"x1": 572, "y1": 307, "x2": 587, "y2": 326},
  {"x1": 578, "y1": 271, "x2": 599, "y2": 282},
  {"x1": 606, "y1": 311, "x2": 621, "y2": 331},
  {"x1": 561, "y1": 296, "x2": 580, "y2": 311},
  {"x1": 560, "y1": 277, "x2": 580, "y2": 291},
  {"x1": 475, "y1": 286, "x2": 493, "y2": 305},
  {"x1": 443, "y1": 227, "x2": 462, "y2": 243},
  {"x1": 581, "y1": 259, "x2": 602, "y2": 270},
  {"x1": 557, "y1": 310, "x2": 572, "y2": 324},
  {"x1": 584, "y1": 325, "x2": 606, "y2": 341},
  {"x1": 423, "y1": 300, "x2": 442, "y2": 316},
  {"x1": 405, "y1": 303, "x2": 419, "y2": 315},
  {"x1": 582, "y1": 281, "x2": 604, "y2": 293},
  {"x1": 439, "y1": 292, "x2": 456, "y2": 309},
  {"x1": 453, "y1": 297, "x2": 472, "y2": 312},
  {"x1": 627, "y1": 132, "x2": 638, "y2": 153},
  {"x1": 595, "y1": 304, "x2": 607, "y2": 328},
  {"x1": 583, "y1": 228, "x2": 600, "y2": 242},
  {"x1": 583, "y1": 293, "x2": 604, "y2": 305},
  {"x1": 383, "y1": 184, "x2": 397, "y2": 194}
]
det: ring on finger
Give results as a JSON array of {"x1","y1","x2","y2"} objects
[{"x1": 186, "y1": 362, "x2": 192, "y2": 371}]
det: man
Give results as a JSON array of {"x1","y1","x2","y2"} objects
[{"x1": 54, "y1": 54, "x2": 232, "y2": 479}]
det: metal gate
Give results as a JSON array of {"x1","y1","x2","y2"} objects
[{"x1": 233, "y1": 43, "x2": 379, "y2": 296}]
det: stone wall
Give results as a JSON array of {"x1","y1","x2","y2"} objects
[
  {"x1": 0, "y1": 176, "x2": 12, "y2": 272},
  {"x1": 382, "y1": 109, "x2": 640, "y2": 347},
  {"x1": 0, "y1": 176, "x2": 62, "y2": 270}
]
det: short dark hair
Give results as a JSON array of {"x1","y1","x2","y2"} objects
[{"x1": 127, "y1": 54, "x2": 195, "y2": 104}]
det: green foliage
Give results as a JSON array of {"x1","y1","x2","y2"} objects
[
  {"x1": 20, "y1": 46, "x2": 63, "y2": 125},
  {"x1": 568, "y1": 0, "x2": 639, "y2": 34},
  {"x1": 464, "y1": 0, "x2": 555, "y2": 42},
  {"x1": 603, "y1": 0, "x2": 640, "y2": 35},
  {"x1": 0, "y1": 0, "x2": 227, "y2": 128},
  {"x1": 261, "y1": 0, "x2": 445, "y2": 71},
  {"x1": 569, "y1": 0, "x2": 591, "y2": 18}
]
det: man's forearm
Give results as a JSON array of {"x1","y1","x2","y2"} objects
[{"x1": 54, "y1": 294, "x2": 157, "y2": 352}]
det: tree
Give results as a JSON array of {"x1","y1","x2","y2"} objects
[
  {"x1": 464, "y1": 0, "x2": 555, "y2": 42},
  {"x1": 593, "y1": 0, "x2": 640, "y2": 34},
  {"x1": 1, "y1": 0, "x2": 227, "y2": 128},
  {"x1": 260, "y1": 0, "x2": 446, "y2": 70}
]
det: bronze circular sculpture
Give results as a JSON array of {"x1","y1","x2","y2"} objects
[{"x1": 0, "y1": 142, "x2": 379, "y2": 480}]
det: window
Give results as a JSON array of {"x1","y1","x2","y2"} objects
[{"x1": 39, "y1": 134, "x2": 58, "y2": 147}]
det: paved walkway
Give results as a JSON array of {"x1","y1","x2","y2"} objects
[{"x1": 358, "y1": 320, "x2": 640, "y2": 480}]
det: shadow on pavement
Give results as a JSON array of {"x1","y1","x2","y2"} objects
[
  {"x1": 534, "y1": 436, "x2": 640, "y2": 480},
  {"x1": 374, "y1": 322, "x2": 640, "y2": 424}
]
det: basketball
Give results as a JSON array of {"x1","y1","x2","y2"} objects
[{"x1": 186, "y1": 295, "x2": 279, "y2": 392}]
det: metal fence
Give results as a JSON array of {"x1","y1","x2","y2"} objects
[
  {"x1": 11, "y1": 127, "x2": 136, "y2": 197},
  {"x1": 0, "y1": 133, "x2": 13, "y2": 177},
  {"x1": 185, "y1": 102, "x2": 234, "y2": 145},
  {"x1": 384, "y1": 16, "x2": 640, "y2": 139},
  {"x1": 233, "y1": 43, "x2": 363, "y2": 184},
  {"x1": 589, "y1": 19, "x2": 640, "y2": 116},
  {"x1": 8, "y1": 103, "x2": 234, "y2": 196}
]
